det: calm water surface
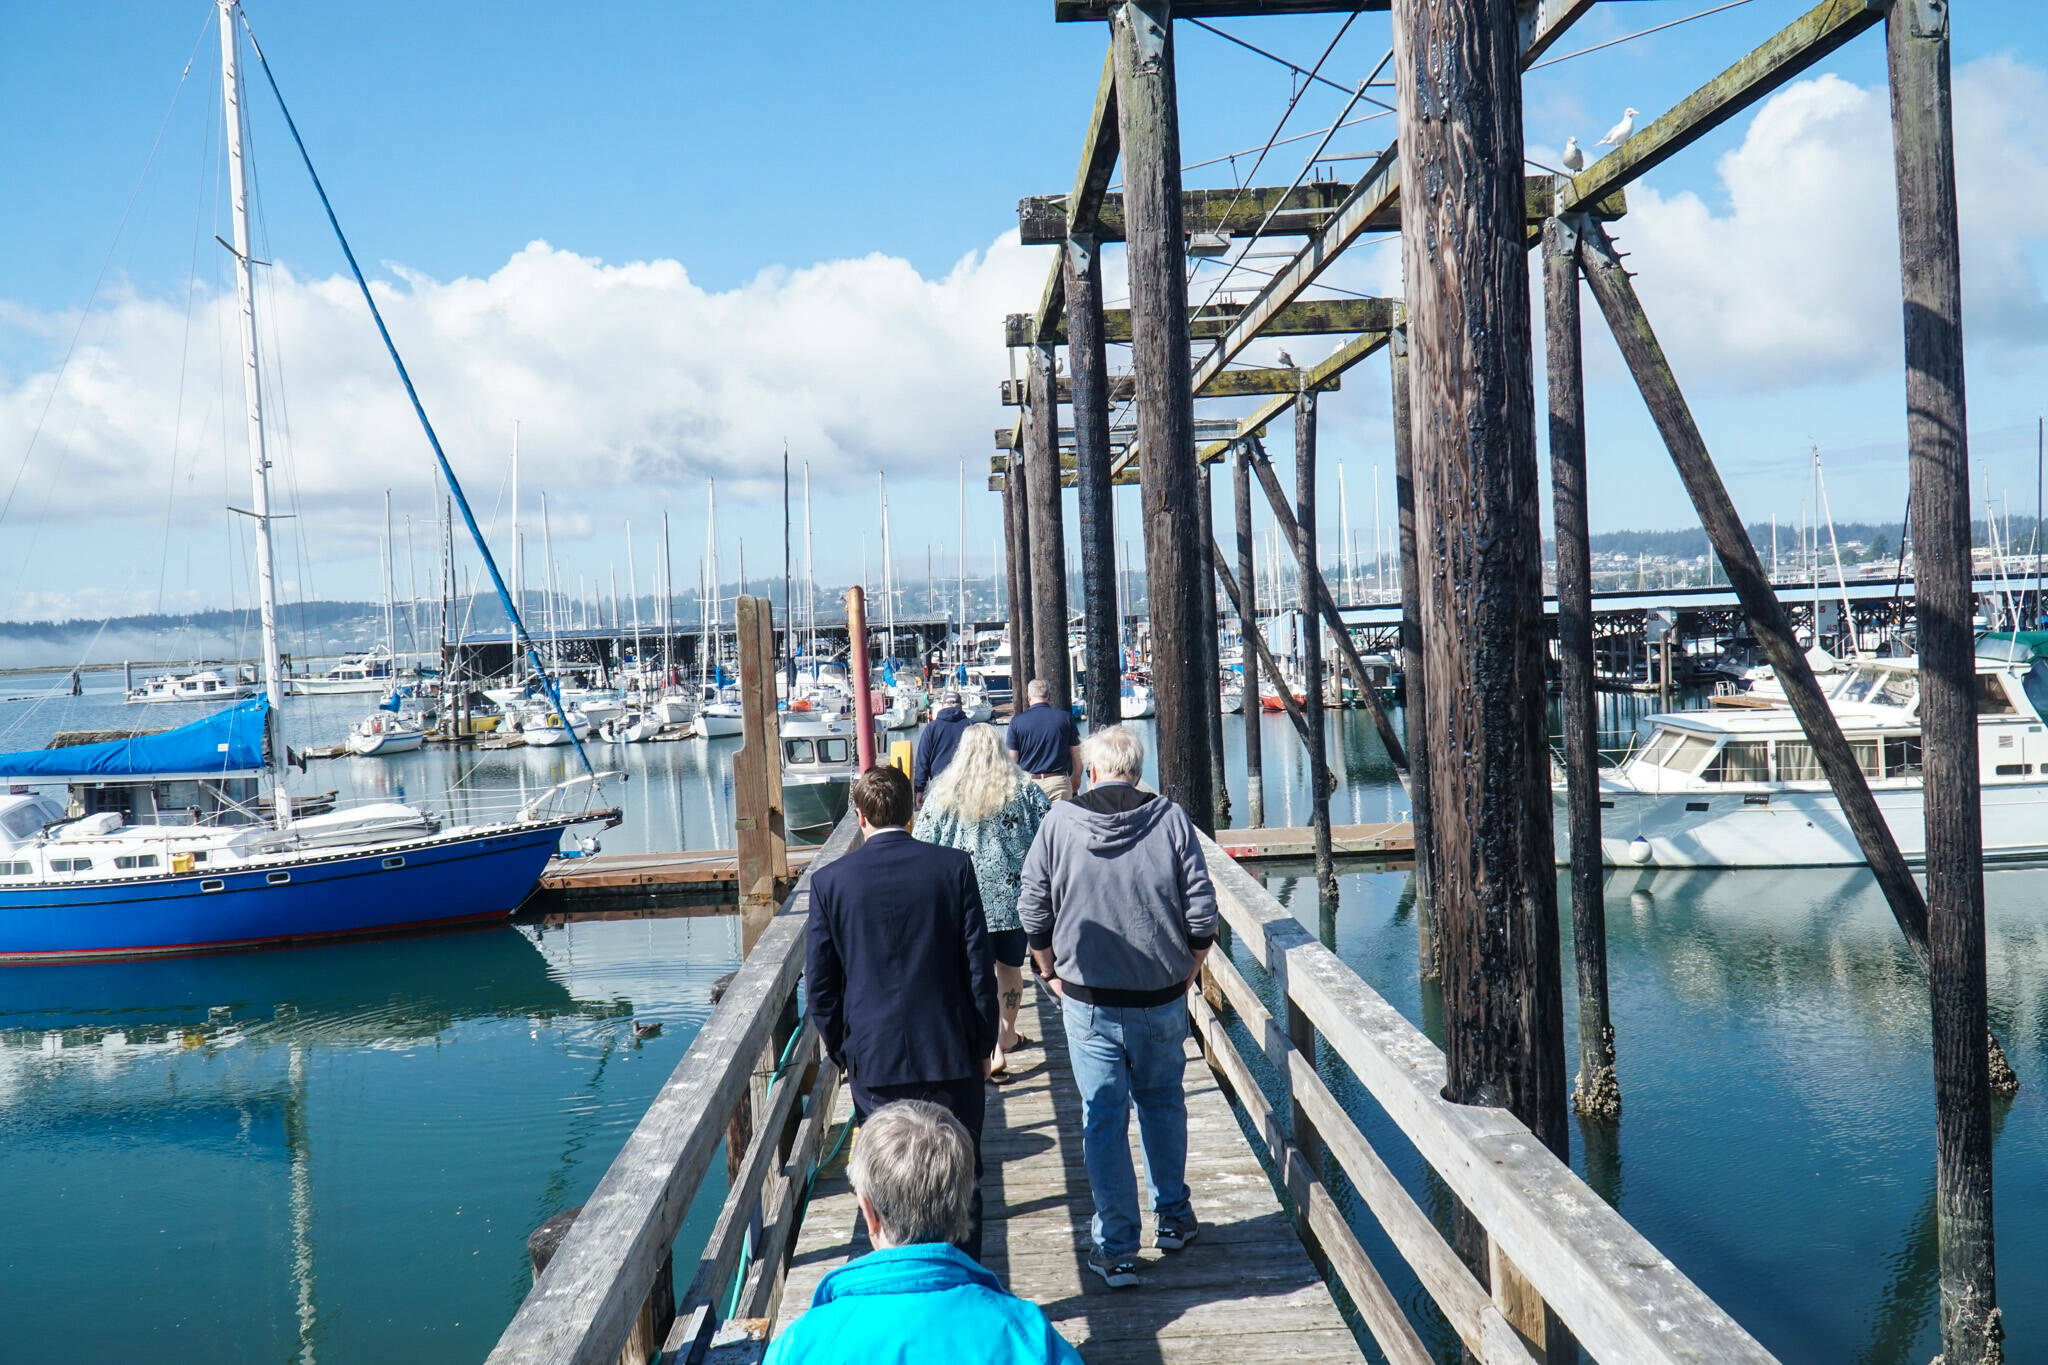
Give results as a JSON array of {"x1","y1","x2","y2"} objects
[{"x1": 3, "y1": 680, "x2": 2044, "y2": 1362}]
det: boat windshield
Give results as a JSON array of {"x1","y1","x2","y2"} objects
[
  {"x1": 1836, "y1": 666, "x2": 1918, "y2": 708},
  {"x1": 1633, "y1": 730, "x2": 1717, "y2": 776}
]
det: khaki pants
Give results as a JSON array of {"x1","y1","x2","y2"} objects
[{"x1": 1031, "y1": 773, "x2": 1074, "y2": 802}]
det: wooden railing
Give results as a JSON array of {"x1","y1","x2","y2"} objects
[
  {"x1": 488, "y1": 814, "x2": 861, "y2": 1365},
  {"x1": 1194, "y1": 836, "x2": 1780, "y2": 1365}
]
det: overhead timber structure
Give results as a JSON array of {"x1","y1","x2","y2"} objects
[{"x1": 990, "y1": 1, "x2": 2006, "y2": 1361}]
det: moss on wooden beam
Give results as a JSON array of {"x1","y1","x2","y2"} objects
[
  {"x1": 1019, "y1": 177, "x2": 1621, "y2": 245},
  {"x1": 1008, "y1": 295, "x2": 1394, "y2": 348},
  {"x1": 1558, "y1": 0, "x2": 1885, "y2": 214},
  {"x1": 999, "y1": 366, "x2": 1336, "y2": 405}
]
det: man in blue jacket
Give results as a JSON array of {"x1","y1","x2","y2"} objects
[
  {"x1": 764, "y1": 1101, "x2": 1081, "y2": 1365},
  {"x1": 911, "y1": 690, "x2": 973, "y2": 798},
  {"x1": 807, "y1": 764, "x2": 998, "y2": 1258}
]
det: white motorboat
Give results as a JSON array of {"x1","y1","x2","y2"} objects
[
  {"x1": 1569, "y1": 650, "x2": 2048, "y2": 868},
  {"x1": 781, "y1": 716, "x2": 863, "y2": 844},
  {"x1": 959, "y1": 686, "x2": 994, "y2": 724},
  {"x1": 126, "y1": 666, "x2": 261, "y2": 706},
  {"x1": 291, "y1": 646, "x2": 399, "y2": 696},
  {"x1": 880, "y1": 687, "x2": 922, "y2": 730},
  {"x1": 566, "y1": 689, "x2": 627, "y2": 725},
  {"x1": 520, "y1": 705, "x2": 593, "y2": 745},
  {"x1": 1120, "y1": 680, "x2": 1156, "y2": 719}
]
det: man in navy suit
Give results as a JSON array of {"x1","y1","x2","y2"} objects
[{"x1": 807, "y1": 763, "x2": 999, "y2": 1258}]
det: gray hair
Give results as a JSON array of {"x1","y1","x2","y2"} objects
[
  {"x1": 1082, "y1": 724, "x2": 1145, "y2": 782},
  {"x1": 1026, "y1": 678, "x2": 1050, "y2": 702},
  {"x1": 849, "y1": 1100, "x2": 975, "y2": 1247}
]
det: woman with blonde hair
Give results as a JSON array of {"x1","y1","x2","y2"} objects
[{"x1": 914, "y1": 722, "x2": 1051, "y2": 1080}]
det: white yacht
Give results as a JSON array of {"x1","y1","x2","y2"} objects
[
  {"x1": 126, "y1": 666, "x2": 260, "y2": 706},
  {"x1": 1570, "y1": 652, "x2": 2048, "y2": 868},
  {"x1": 291, "y1": 646, "x2": 399, "y2": 696}
]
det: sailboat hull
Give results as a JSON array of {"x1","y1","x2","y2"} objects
[{"x1": 0, "y1": 821, "x2": 568, "y2": 963}]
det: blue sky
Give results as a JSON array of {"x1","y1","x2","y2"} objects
[{"x1": 0, "y1": 1, "x2": 2041, "y2": 625}]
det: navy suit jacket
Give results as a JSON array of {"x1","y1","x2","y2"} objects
[{"x1": 806, "y1": 829, "x2": 998, "y2": 1087}]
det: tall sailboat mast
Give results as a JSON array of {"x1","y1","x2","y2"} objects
[
  {"x1": 803, "y1": 463, "x2": 815, "y2": 666},
  {"x1": 879, "y1": 473, "x2": 896, "y2": 663},
  {"x1": 627, "y1": 521, "x2": 642, "y2": 673},
  {"x1": 382, "y1": 489, "x2": 397, "y2": 665},
  {"x1": 957, "y1": 460, "x2": 969, "y2": 670},
  {"x1": 660, "y1": 512, "x2": 674, "y2": 687},
  {"x1": 510, "y1": 420, "x2": 522, "y2": 683},
  {"x1": 218, "y1": 0, "x2": 289, "y2": 829}
]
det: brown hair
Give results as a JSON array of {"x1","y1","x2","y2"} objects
[{"x1": 851, "y1": 764, "x2": 913, "y2": 829}]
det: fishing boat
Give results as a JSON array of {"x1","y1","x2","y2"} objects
[
  {"x1": 1565, "y1": 650, "x2": 2048, "y2": 868},
  {"x1": 126, "y1": 665, "x2": 261, "y2": 706},
  {"x1": 781, "y1": 716, "x2": 863, "y2": 844},
  {"x1": 0, "y1": 4, "x2": 619, "y2": 961}
]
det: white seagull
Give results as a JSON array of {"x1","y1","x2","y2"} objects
[
  {"x1": 1276, "y1": 348, "x2": 1296, "y2": 368},
  {"x1": 1562, "y1": 136, "x2": 1585, "y2": 172},
  {"x1": 1596, "y1": 108, "x2": 1638, "y2": 147}
]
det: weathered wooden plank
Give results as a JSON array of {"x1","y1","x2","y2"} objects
[
  {"x1": 1007, "y1": 295, "x2": 1395, "y2": 348},
  {"x1": 1019, "y1": 176, "x2": 1620, "y2": 244},
  {"x1": 488, "y1": 815, "x2": 860, "y2": 1365},
  {"x1": 679, "y1": 1020, "x2": 820, "y2": 1314},
  {"x1": 1203, "y1": 952, "x2": 1529, "y2": 1364},
  {"x1": 1203, "y1": 841, "x2": 1780, "y2": 1363},
  {"x1": 1191, "y1": 992, "x2": 1433, "y2": 1365},
  {"x1": 736, "y1": 1060, "x2": 844, "y2": 1322},
  {"x1": 1558, "y1": 0, "x2": 1886, "y2": 214},
  {"x1": 999, "y1": 366, "x2": 1333, "y2": 405}
]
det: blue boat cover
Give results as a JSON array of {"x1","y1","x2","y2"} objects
[{"x1": 0, "y1": 697, "x2": 269, "y2": 780}]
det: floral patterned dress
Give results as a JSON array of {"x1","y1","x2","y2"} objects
[{"x1": 913, "y1": 781, "x2": 1053, "y2": 934}]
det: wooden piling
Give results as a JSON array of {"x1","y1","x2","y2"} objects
[
  {"x1": 1065, "y1": 232, "x2": 1122, "y2": 728},
  {"x1": 1236, "y1": 446, "x2": 1265, "y2": 827},
  {"x1": 732, "y1": 595, "x2": 788, "y2": 934},
  {"x1": 1294, "y1": 389, "x2": 1336, "y2": 902},
  {"x1": 1026, "y1": 342, "x2": 1071, "y2": 710},
  {"x1": 1390, "y1": 323, "x2": 1436, "y2": 967},
  {"x1": 1198, "y1": 461, "x2": 1231, "y2": 828},
  {"x1": 1888, "y1": 1, "x2": 2001, "y2": 1357},
  {"x1": 1112, "y1": 0, "x2": 1212, "y2": 828},
  {"x1": 1544, "y1": 214, "x2": 1618, "y2": 1119},
  {"x1": 1007, "y1": 453, "x2": 1036, "y2": 705},
  {"x1": 1392, "y1": 0, "x2": 1567, "y2": 1173}
]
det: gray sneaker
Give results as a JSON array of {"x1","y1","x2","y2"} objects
[
  {"x1": 1154, "y1": 1217, "x2": 1200, "y2": 1252},
  {"x1": 1087, "y1": 1250, "x2": 1141, "y2": 1288}
]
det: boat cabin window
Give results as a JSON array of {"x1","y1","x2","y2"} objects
[
  {"x1": 49, "y1": 857, "x2": 91, "y2": 873},
  {"x1": 1637, "y1": 730, "x2": 1682, "y2": 768},
  {"x1": 1, "y1": 861, "x2": 30, "y2": 876},
  {"x1": 784, "y1": 739, "x2": 815, "y2": 763},
  {"x1": 1701, "y1": 741, "x2": 1768, "y2": 783},
  {"x1": 817, "y1": 738, "x2": 850, "y2": 763},
  {"x1": 1773, "y1": 739, "x2": 1884, "y2": 781},
  {"x1": 0, "y1": 804, "x2": 48, "y2": 841},
  {"x1": 1666, "y1": 735, "x2": 1718, "y2": 775},
  {"x1": 1976, "y1": 674, "x2": 2019, "y2": 715},
  {"x1": 1867, "y1": 671, "x2": 1918, "y2": 708},
  {"x1": 112, "y1": 854, "x2": 158, "y2": 870},
  {"x1": 1884, "y1": 735, "x2": 1924, "y2": 778}
]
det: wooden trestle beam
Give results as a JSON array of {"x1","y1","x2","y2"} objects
[
  {"x1": 1007, "y1": 296, "x2": 1395, "y2": 348},
  {"x1": 1019, "y1": 176, "x2": 1622, "y2": 244},
  {"x1": 1557, "y1": 0, "x2": 1886, "y2": 214},
  {"x1": 1054, "y1": 0, "x2": 1594, "y2": 65},
  {"x1": 999, "y1": 366, "x2": 1331, "y2": 405}
]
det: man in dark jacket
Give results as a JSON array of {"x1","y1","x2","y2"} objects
[
  {"x1": 1006, "y1": 678, "x2": 1082, "y2": 801},
  {"x1": 1017, "y1": 724, "x2": 1215, "y2": 1289},
  {"x1": 911, "y1": 690, "x2": 973, "y2": 798},
  {"x1": 807, "y1": 764, "x2": 999, "y2": 1257}
]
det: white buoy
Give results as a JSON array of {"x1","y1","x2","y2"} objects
[{"x1": 1627, "y1": 835, "x2": 1654, "y2": 865}]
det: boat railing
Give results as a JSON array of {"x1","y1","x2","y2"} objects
[
  {"x1": 487, "y1": 811, "x2": 860, "y2": 1365},
  {"x1": 1195, "y1": 834, "x2": 1776, "y2": 1363}
]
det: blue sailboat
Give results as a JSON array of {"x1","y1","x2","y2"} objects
[{"x1": 0, "y1": 3, "x2": 618, "y2": 962}]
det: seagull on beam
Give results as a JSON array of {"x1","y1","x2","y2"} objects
[
  {"x1": 1596, "y1": 108, "x2": 1638, "y2": 147},
  {"x1": 1562, "y1": 136, "x2": 1585, "y2": 172},
  {"x1": 1276, "y1": 349, "x2": 1296, "y2": 369}
]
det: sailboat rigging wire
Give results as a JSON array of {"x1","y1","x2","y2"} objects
[
  {"x1": 158, "y1": 73, "x2": 224, "y2": 620},
  {"x1": 237, "y1": 12, "x2": 598, "y2": 785}
]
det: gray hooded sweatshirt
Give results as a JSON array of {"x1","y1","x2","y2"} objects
[{"x1": 1017, "y1": 783, "x2": 1217, "y2": 1007}]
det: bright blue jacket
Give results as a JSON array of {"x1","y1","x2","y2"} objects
[{"x1": 762, "y1": 1243, "x2": 1082, "y2": 1365}]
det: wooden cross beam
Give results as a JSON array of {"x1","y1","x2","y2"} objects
[
  {"x1": 1056, "y1": 0, "x2": 1388, "y2": 18},
  {"x1": 1008, "y1": 295, "x2": 1394, "y2": 348},
  {"x1": 999, "y1": 366, "x2": 1335, "y2": 405},
  {"x1": 1019, "y1": 176, "x2": 1622, "y2": 245},
  {"x1": 1186, "y1": 0, "x2": 1597, "y2": 396},
  {"x1": 1557, "y1": 0, "x2": 1887, "y2": 214}
]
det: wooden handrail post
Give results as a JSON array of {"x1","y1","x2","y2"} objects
[{"x1": 734, "y1": 594, "x2": 788, "y2": 937}]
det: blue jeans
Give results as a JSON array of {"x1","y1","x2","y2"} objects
[{"x1": 1060, "y1": 995, "x2": 1194, "y2": 1257}]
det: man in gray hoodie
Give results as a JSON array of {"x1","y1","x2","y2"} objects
[{"x1": 1016, "y1": 724, "x2": 1216, "y2": 1289}]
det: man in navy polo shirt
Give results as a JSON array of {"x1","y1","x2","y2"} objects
[{"x1": 1006, "y1": 678, "x2": 1082, "y2": 801}]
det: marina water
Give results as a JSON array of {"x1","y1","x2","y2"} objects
[{"x1": 4, "y1": 675, "x2": 2045, "y2": 1362}]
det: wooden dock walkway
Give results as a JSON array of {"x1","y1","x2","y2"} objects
[{"x1": 778, "y1": 978, "x2": 1366, "y2": 1364}]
